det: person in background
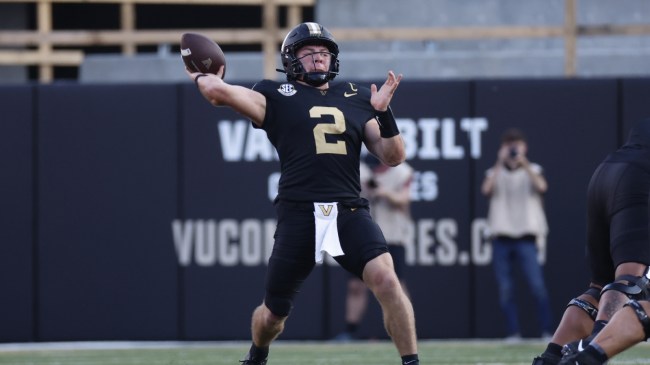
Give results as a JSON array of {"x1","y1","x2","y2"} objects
[
  {"x1": 533, "y1": 118, "x2": 650, "y2": 365},
  {"x1": 481, "y1": 128, "x2": 554, "y2": 342},
  {"x1": 335, "y1": 155, "x2": 414, "y2": 341}
]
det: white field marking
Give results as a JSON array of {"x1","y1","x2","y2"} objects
[{"x1": 0, "y1": 341, "x2": 245, "y2": 352}]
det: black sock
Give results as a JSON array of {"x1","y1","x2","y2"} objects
[
  {"x1": 582, "y1": 343, "x2": 608, "y2": 363},
  {"x1": 543, "y1": 343, "x2": 563, "y2": 359},
  {"x1": 401, "y1": 354, "x2": 419, "y2": 365},
  {"x1": 248, "y1": 343, "x2": 269, "y2": 361}
]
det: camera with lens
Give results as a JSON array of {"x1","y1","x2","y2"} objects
[{"x1": 509, "y1": 147, "x2": 518, "y2": 158}]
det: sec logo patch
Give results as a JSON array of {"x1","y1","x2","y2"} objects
[{"x1": 277, "y1": 84, "x2": 297, "y2": 96}]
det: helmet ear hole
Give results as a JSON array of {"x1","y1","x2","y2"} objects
[{"x1": 280, "y1": 22, "x2": 339, "y2": 84}]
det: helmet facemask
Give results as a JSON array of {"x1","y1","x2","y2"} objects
[{"x1": 285, "y1": 47, "x2": 339, "y2": 86}]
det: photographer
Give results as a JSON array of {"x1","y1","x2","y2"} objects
[{"x1": 481, "y1": 128, "x2": 553, "y2": 342}]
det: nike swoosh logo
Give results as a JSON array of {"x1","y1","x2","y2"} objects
[
  {"x1": 577, "y1": 339, "x2": 584, "y2": 352},
  {"x1": 403, "y1": 360, "x2": 417, "y2": 365},
  {"x1": 344, "y1": 92, "x2": 357, "y2": 97}
]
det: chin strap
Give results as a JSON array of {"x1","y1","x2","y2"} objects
[{"x1": 303, "y1": 72, "x2": 330, "y2": 87}]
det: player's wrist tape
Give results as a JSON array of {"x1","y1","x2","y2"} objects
[
  {"x1": 375, "y1": 107, "x2": 399, "y2": 138},
  {"x1": 194, "y1": 73, "x2": 208, "y2": 87}
]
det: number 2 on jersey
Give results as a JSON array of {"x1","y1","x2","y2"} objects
[{"x1": 311, "y1": 106, "x2": 347, "y2": 155}]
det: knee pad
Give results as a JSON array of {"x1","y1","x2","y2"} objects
[
  {"x1": 566, "y1": 286, "x2": 601, "y2": 321},
  {"x1": 264, "y1": 293, "x2": 293, "y2": 317},
  {"x1": 601, "y1": 268, "x2": 650, "y2": 300},
  {"x1": 623, "y1": 300, "x2": 650, "y2": 340}
]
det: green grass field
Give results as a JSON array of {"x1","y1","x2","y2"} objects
[{"x1": 1, "y1": 340, "x2": 650, "y2": 365}]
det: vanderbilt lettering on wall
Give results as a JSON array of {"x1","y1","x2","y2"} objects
[{"x1": 217, "y1": 117, "x2": 488, "y2": 162}]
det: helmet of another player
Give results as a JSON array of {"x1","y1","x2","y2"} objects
[{"x1": 280, "y1": 22, "x2": 339, "y2": 86}]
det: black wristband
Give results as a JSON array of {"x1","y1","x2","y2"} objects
[
  {"x1": 375, "y1": 106, "x2": 400, "y2": 138},
  {"x1": 194, "y1": 73, "x2": 208, "y2": 87}
]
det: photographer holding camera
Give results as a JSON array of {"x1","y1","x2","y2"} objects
[{"x1": 481, "y1": 128, "x2": 554, "y2": 342}]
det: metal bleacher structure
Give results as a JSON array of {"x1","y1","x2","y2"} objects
[{"x1": 1, "y1": 0, "x2": 650, "y2": 84}]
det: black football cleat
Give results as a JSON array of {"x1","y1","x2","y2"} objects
[
  {"x1": 558, "y1": 350, "x2": 605, "y2": 365},
  {"x1": 532, "y1": 352, "x2": 562, "y2": 365},
  {"x1": 240, "y1": 354, "x2": 267, "y2": 365},
  {"x1": 561, "y1": 336, "x2": 594, "y2": 358}
]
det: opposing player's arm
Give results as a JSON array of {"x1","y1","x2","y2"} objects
[
  {"x1": 364, "y1": 119, "x2": 405, "y2": 166},
  {"x1": 187, "y1": 67, "x2": 266, "y2": 127}
]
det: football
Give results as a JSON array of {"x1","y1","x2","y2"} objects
[{"x1": 180, "y1": 32, "x2": 226, "y2": 77}]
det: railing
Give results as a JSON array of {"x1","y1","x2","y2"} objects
[
  {"x1": 1, "y1": 0, "x2": 650, "y2": 83},
  {"x1": 0, "y1": 0, "x2": 315, "y2": 82}
]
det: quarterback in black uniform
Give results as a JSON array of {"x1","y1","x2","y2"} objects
[
  {"x1": 186, "y1": 22, "x2": 419, "y2": 365},
  {"x1": 533, "y1": 119, "x2": 650, "y2": 365}
]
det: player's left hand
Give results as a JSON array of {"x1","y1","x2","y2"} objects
[{"x1": 370, "y1": 70, "x2": 403, "y2": 111}]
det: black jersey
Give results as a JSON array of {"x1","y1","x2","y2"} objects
[{"x1": 252, "y1": 80, "x2": 376, "y2": 202}]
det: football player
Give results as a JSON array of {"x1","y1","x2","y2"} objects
[
  {"x1": 186, "y1": 22, "x2": 419, "y2": 365},
  {"x1": 533, "y1": 118, "x2": 650, "y2": 365}
]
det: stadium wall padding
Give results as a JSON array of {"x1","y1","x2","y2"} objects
[
  {"x1": 0, "y1": 78, "x2": 647, "y2": 342},
  {"x1": 0, "y1": 86, "x2": 34, "y2": 342}
]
